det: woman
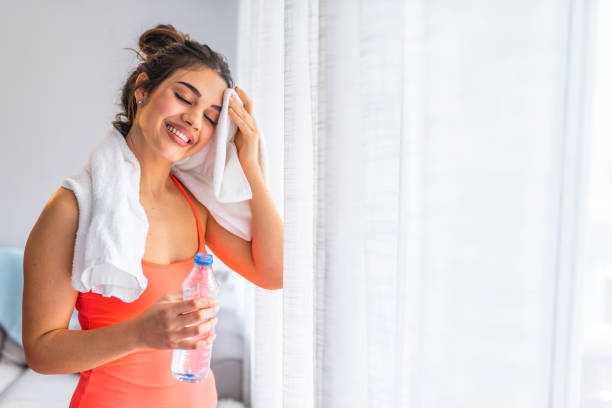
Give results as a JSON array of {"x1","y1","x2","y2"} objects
[{"x1": 21, "y1": 24, "x2": 283, "y2": 407}]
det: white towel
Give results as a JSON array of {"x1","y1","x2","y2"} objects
[{"x1": 61, "y1": 87, "x2": 268, "y2": 302}]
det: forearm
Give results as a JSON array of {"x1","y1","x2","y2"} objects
[
  {"x1": 26, "y1": 318, "x2": 141, "y2": 375},
  {"x1": 241, "y1": 161, "x2": 284, "y2": 289}
]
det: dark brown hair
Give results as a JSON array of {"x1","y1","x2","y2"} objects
[{"x1": 112, "y1": 24, "x2": 234, "y2": 137}]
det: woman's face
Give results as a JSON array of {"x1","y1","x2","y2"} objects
[{"x1": 134, "y1": 66, "x2": 227, "y2": 163}]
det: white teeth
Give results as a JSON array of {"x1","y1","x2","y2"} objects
[{"x1": 166, "y1": 124, "x2": 189, "y2": 143}]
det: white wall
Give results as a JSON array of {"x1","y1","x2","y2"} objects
[{"x1": 0, "y1": 0, "x2": 238, "y2": 247}]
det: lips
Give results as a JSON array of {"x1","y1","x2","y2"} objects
[
  {"x1": 166, "y1": 127, "x2": 190, "y2": 147},
  {"x1": 165, "y1": 121, "x2": 195, "y2": 144}
]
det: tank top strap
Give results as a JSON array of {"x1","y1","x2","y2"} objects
[{"x1": 169, "y1": 173, "x2": 206, "y2": 252}]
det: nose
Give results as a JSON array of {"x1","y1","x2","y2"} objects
[{"x1": 181, "y1": 110, "x2": 201, "y2": 132}]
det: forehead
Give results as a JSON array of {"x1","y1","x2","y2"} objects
[{"x1": 167, "y1": 67, "x2": 227, "y2": 101}]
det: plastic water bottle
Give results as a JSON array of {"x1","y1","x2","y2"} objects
[{"x1": 171, "y1": 252, "x2": 220, "y2": 382}]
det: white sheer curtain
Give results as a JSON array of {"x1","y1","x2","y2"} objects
[
  {"x1": 574, "y1": 1, "x2": 612, "y2": 406},
  {"x1": 234, "y1": 0, "x2": 284, "y2": 407},
  {"x1": 234, "y1": 0, "x2": 591, "y2": 407}
]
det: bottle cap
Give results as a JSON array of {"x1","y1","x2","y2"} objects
[{"x1": 194, "y1": 252, "x2": 213, "y2": 265}]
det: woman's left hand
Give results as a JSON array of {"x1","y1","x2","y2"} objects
[{"x1": 228, "y1": 86, "x2": 260, "y2": 167}]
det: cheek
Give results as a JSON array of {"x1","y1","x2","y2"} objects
[
  {"x1": 196, "y1": 129, "x2": 215, "y2": 147},
  {"x1": 145, "y1": 96, "x2": 178, "y2": 125},
  {"x1": 202, "y1": 130, "x2": 215, "y2": 144}
]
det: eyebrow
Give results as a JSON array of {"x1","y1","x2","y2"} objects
[{"x1": 176, "y1": 81, "x2": 222, "y2": 111}]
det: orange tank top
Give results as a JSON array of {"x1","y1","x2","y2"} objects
[{"x1": 69, "y1": 173, "x2": 218, "y2": 408}]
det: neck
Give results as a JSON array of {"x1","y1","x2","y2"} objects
[{"x1": 125, "y1": 126, "x2": 174, "y2": 199}]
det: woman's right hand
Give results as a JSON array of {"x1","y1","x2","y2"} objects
[{"x1": 130, "y1": 291, "x2": 220, "y2": 350}]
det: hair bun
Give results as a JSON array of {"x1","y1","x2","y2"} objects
[{"x1": 138, "y1": 24, "x2": 190, "y2": 59}]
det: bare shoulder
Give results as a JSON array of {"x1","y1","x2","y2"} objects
[
  {"x1": 53, "y1": 186, "x2": 79, "y2": 216},
  {"x1": 27, "y1": 187, "x2": 79, "y2": 246},
  {"x1": 23, "y1": 186, "x2": 79, "y2": 282}
]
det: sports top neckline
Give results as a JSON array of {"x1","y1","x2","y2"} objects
[{"x1": 140, "y1": 173, "x2": 206, "y2": 268}]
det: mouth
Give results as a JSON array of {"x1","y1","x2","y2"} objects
[{"x1": 164, "y1": 121, "x2": 194, "y2": 146}]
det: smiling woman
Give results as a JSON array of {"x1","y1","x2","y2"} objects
[
  {"x1": 113, "y1": 25, "x2": 232, "y2": 139},
  {"x1": 21, "y1": 23, "x2": 283, "y2": 408},
  {"x1": 126, "y1": 66, "x2": 227, "y2": 159}
]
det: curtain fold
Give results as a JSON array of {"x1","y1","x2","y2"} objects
[
  {"x1": 283, "y1": 0, "x2": 316, "y2": 407},
  {"x1": 236, "y1": 0, "x2": 284, "y2": 406}
]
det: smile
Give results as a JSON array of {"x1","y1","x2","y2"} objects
[{"x1": 165, "y1": 123, "x2": 192, "y2": 146}]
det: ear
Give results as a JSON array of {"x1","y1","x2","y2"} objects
[{"x1": 134, "y1": 72, "x2": 149, "y2": 101}]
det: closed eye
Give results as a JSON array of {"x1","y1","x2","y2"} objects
[
  {"x1": 205, "y1": 116, "x2": 217, "y2": 126},
  {"x1": 174, "y1": 92, "x2": 192, "y2": 105}
]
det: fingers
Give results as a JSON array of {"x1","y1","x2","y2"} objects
[
  {"x1": 171, "y1": 296, "x2": 219, "y2": 316},
  {"x1": 178, "y1": 316, "x2": 219, "y2": 340},
  {"x1": 228, "y1": 106, "x2": 251, "y2": 133},
  {"x1": 229, "y1": 93, "x2": 257, "y2": 132},
  {"x1": 176, "y1": 303, "x2": 219, "y2": 328},
  {"x1": 234, "y1": 86, "x2": 253, "y2": 115}
]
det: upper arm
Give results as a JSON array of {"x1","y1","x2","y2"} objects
[
  {"x1": 22, "y1": 187, "x2": 80, "y2": 362},
  {"x1": 204, "y1": 210, "x2": 264, "y2": 287}
]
